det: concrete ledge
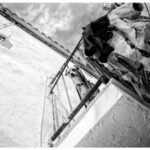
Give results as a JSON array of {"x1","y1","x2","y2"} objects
[
  {"x1": 55, "y1": 79, "x2": 138, "y2": 147},
  {"x1": 76, "y1": 80, "x2": 150, "y2": 147}
]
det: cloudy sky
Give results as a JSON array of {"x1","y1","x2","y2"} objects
[{"x1": 3, "y1": 3, "x2": 106, "y2": 50}]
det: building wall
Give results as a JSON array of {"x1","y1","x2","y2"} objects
[
  {"x1": 76, "y1": 92, "x2": 150, "y2": 147},
  {"x1": 0, "y1": 15, "x2": 66, "y2": 147}
]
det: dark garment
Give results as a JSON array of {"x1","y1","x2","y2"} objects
[
  {"x1": 83, "y1": 36, "x2": 98, "y2": 57},
  {"x1": 133, "y1": 3, "x2": 143, "y2": 12},
  {"x1": 90, "y1": 15, "x2": 110, "y2": 36},
  {"x1": 82, "y1": 15, "x2": 114, "y2": 63}
]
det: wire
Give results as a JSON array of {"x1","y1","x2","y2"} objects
[
  {"x1": 40, "y1": 76, "x2": 49, "y2": 147},
  {"x1": 145, "y1": 3, "x2": 150, "y2": 18},
  {"x1": 62, "y1": 74, "x2": 73, "y2": 112}
]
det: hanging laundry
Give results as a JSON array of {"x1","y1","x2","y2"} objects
[
  {"x1": 82, "y1": 3, "x2": 150, "y2": 102},
  {"x1": 82, "y1": 15, "x2": 114, "y2": 63},
  {"x1": 107, "y1": 3, "x2": 150, "y2": 55}
]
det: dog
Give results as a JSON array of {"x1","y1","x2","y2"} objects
[{"x1": 65, "y1": 66, "x2": 100, "y2": 105}]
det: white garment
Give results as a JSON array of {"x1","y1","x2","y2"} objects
[
  {"x1": 107, "y1": 3, "x2": 150, "y2": 70},
  {"x1": 108, "y1": 13, "x2": 137, "y2": 46},
  {"x1": 110, "y1": 3, "x2": 143, "y2": 19}
]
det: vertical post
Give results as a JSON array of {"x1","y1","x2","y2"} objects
[
  {"x1": 75, "y1": 85, "x2": 83, "y2": 102},
  {"x1": 49, "y1": 37, "x2": 82, "y2": 94},
  {"x1": 62, "y1": 74, "x2": 73, "y2": 112},
  {"x1": 51, "y1": 94, "x2": 56, "y2": 134},
  {"x1": 54, "y1": 96, "x2": 59, "y2": 131}
]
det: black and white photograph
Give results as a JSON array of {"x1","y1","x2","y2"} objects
[{"x1": 0, "y1": 1, "x2": 150, "y2": 148}]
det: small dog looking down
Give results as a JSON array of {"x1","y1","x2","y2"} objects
[{"x1": 65, "y1": 66, "x2": 100, "y2": 105}]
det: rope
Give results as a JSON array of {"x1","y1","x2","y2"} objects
[
  {"x1": 53, "y1": 95, "x2": 59, "y2": 131},
  {"x1": 40, "y1": 76, "x2": 49, "y2": 147},
  {"x1": 51, "y1": 94, "x2": 56, "y2": 135}
]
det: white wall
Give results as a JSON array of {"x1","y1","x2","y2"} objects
[
  {"x1": 0, "y1": 15, "x2": 66, "y2": 147},
  {"x1": 56, "y1": 79, "x2": 124, "y2": 147}
]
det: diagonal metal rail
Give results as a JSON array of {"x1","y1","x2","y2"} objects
[
  {"x1": 0, "y1": 3, "x2": 99, "y2": 79},
  {"x1": 49, "y1": 37, "x2": 83, "y2": 94},
  {"x1": 51, "y1": 75, "x2": 104, "y2": 141}
]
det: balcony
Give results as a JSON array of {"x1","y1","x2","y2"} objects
[{"x1": 54, "y1": 79, "x2": 150, "y2": 147}]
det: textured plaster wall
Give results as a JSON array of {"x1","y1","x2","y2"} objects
[
  {"x1": 0, "y1": 14, "x2": 96, "y2": 147},
  {"x1": 77, "y1": 94, "x2": 150, "y2": 147},
  {"x1": 0, "y1": 15, "x2": 66, "y2": 147},
  {"x1": 56, "y1": 80, "x2": 123, "y2": 147}
]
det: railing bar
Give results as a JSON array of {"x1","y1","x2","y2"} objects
[
  {"x1": 62, "y1": 74, "x2": 73, "y2": 112},
  {"x1": 51, "y1": 75, "x2": 103, "y2": 141},
  {"x1": 75, "y1": 85, "x2": 83, "y2": 102},
  {"x1": 56, "y1": 82, "x2": 61, "y2": 100},
  {"x1": 51, "y1": 94, "x2": 56, "y2": 134},
  {"x1": 49, "y1": 37, "x2": 83, "y2": 94},
  {"x1": 54, "y1": 96, "x2": 60, "y2": 130},
  {"x1": 68, "y1": 77, "x2": 103, "y2": 120},
  {"x1": 93, "y1": 59, "x2": 136, "y2": 93},
  {"x1": 87, "y1": 58, "x2": 105, "y2": 77}
]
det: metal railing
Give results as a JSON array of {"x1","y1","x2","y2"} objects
[
  {"x1": 43, "y1": 37, "x2": 107, "y2": 147},
  {"x1": 1, "y1": 3, "x2": 150, "y2": 147},
  {"x1": 42, "y1": 35, "x2": 144, "y2": 147},
  {"x1": 44, "y1": 37, "x2": 138, "y2": 147}
]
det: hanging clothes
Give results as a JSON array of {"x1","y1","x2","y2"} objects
[
  {"x1": 82, "y1": 15, "x2": 114, "y2": 63},
  {"x1": 110, "y1": 3, "x2": 143, "y2": 20},
  {"x1": 107, "y1": 2, "x2": 150, "y2": 71}
]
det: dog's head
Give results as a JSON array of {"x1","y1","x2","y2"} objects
[{"x1": 65, "y1": 66, "x2": 80, "y2": 78}]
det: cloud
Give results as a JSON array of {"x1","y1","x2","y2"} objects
[
  {"x1": 41, "y1": 3, "x2": 73, "y2": 35},
  {"x1": 2, "y1": 3, "x2": 105, "y2": 50},
  {"x1": 53, "y1": 3, "x2": 105, "y2": 50},
  {"x1": 22, "y1": 4, "x2": 45, "y2": 23}
]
